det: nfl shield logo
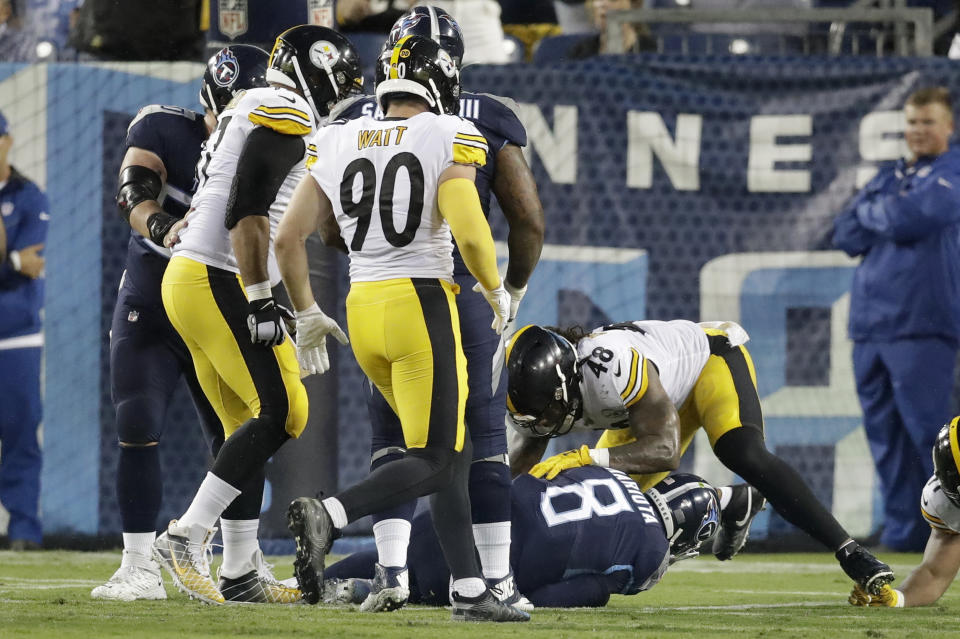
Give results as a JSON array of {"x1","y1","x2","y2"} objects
[
  {"x1": 308, "y1": 0, "x2": 334, "y2": 28},
  {"x1": 219, "y1": 0, "x2": 248, "y2": 39}
]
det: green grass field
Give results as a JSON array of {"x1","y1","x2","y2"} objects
[{"x1": 0, "y1": 550, "x2": 954, "y2": 638}]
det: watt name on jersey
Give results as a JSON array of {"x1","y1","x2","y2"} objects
[
  {"x1": 575, "y1": 320, "x2": 712, "y2": 430},
  {"x1": 173, "y1": 86, "x2": 317, "y2": 282},
  {"x1": 309, "y1": 111, "x2": 487, "y2": 282}
]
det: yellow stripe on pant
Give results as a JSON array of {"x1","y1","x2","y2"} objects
[
  {"x1": 595, "y1": 327, "x2": 764, "y2": 491},
  {"x1": 161, "y1": 255, "x2": 308, "y2": 439},
  {"x1": 346, "y1": 277, "x2": 466, "y2": 452}
]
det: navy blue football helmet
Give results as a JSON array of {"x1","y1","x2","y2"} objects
[
  {"x1": 933, "y1": 418, "x2": 960, "y2": 507},
  {"x1": 505, "y1": 325, "x2": 583, "y2": 438},
  {"x1": 199, "y1": 44, "x2": 269, "y2": 116},
  {"x1": 646, "y1": 473, "x2": 721, "y2": 561},
  {"x1": 387, "y1": 5, "x2": 465, "y2": 65}
]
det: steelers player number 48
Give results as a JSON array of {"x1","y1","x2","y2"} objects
[{"x1": 340, "y1": 152, "x2": 425, "y2": 251}]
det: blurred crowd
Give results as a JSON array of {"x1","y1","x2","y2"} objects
[{"x1": 1, "y1": 0, "x2": 958, "y2": 65}]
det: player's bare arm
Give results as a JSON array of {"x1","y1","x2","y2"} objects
[
  {"x1": 493, "y1": 143, "x2": 544, "y2": 290},
  {"x1": 609, "y1": 367, "x2": 682, "y2": 475},
  {"x1": 508, "y1": 430, "x2": 550, "y2": 477},
  {"x1": 898, "y1": 528, "x2": 960, "y2": 606},
  {"x1": 276, "y1": 175, "x2": 330, "y2": 312}
]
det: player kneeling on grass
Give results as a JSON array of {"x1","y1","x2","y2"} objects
[
  {"x1": 850, "y1": 417, "x2": 960, "y2": 607},
  {"x1": 322, "y1": 470, "x2": 720, "y2": 608}
]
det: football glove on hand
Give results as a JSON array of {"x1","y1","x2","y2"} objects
[
  {"x1": 848, "y1": 584, "x2": 903, "y2": 608},
  {"x1": 247, "y1": 297, "x2": 292, "y2": 347},
  {"x1": 529, "y1": 445, "x2": 593, "y2": 480},
  {"x1": 472, "y1": 281, "x2": 510, "y2": 334},
  {"x1": 504, "y1": 281, "x2": 527, "y2": 322},
  {"x1": 295, "y1": 303, "x2": 349, "y2": 376}
]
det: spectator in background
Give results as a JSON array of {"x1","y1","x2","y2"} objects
[
  {"x1": 430, "y1": 0, "x2": 511, "y2": 64},
  {"x1": 833, "y1": 86, "x2": 960, "y2": 552},
  {"x1": 69, "y1": 0, "x2": 204, "y2": 61},
  {"x1": 499, "y1": 0, "x2": 561, "y2": 61},
  {"x1": 0, "y1": 0, "x2": 37, "y2": 61},
  {"x1": 337, "y1": 0, "x2": 414, "y2": 33},
  {"x1": 0, "y1": 109, "x2": 50, "y2": 551},
  {"x1": 567, "y1": 0, "x2": 654, "y2": 59}
]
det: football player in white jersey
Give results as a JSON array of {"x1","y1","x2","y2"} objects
[
  {"x1": 275, "y1": 35, "x2": 528, "y2": 622},
  {"x1": 151, "y1": 26, "x2": 363, "y2": 605},
  {"x1": 506, "y1": 320, "x2": 896, "y2": 596},
  {"x1": 850, "y1": 417, "x2": 960, "y2": 607}
]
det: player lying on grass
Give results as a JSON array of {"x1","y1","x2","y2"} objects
[
  {"x1": 850, "y1": 417, "x2": 960, "y2": 607},
  {"x1": 322, "y1": 469, "x2": 720, "y2": 608}
]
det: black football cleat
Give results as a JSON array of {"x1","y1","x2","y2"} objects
[
  {"x1": 451, "y1": 589, "x2": 531, "y2": 622},
  {"x1": 287, "y1": 497, "x2": 340, "y2": 604},
  {"x1": 837, "y1": 542, "x2": 894, "y2": 595},
  {"x1": 713, "y1": 483, "x2": 766, "y2": 561}
]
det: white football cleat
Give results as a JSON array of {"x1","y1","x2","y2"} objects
[
  {"x1": 153, "y1": 520, "x2": 224, "y2": 605},
  {"x1": 91, "y1": 551, "x2": 166, "y2": 601}
]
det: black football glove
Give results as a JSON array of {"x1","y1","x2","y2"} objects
[{"x1": 247, "y1": 297, "x2": 293, "y2": 347}]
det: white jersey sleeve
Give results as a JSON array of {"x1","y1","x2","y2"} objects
[
  {"x1": 173, "y1": 86, "x2": 315, "y2": 283},
  {"x1": 921, "y1": 475, "x2": 960, "y2": 533},
  {"x1": 308, "y1": 111, "x2": 487, "y2": 283}
]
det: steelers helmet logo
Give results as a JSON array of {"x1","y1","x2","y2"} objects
[
  {"x1": 309, "y1": 40, "x2": 340, "y2": 69},
  {"x1": 437, "y1": 49, "x2": 456, "y2": 78},
  {"x1": 213, "y1": 49, "x2": 240, "y2": 87}
]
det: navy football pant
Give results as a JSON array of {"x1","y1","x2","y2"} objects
[
  {"x1": 854, "y1": 337, "x2": 957, "y2": 551},
  {"x1": 0, "y1": 346, "x2": 42, "y2": 543}
]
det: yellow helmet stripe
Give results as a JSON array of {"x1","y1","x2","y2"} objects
[
  {"x1": 504, "y1": 324, "x2": 536, "y2": 413},
  {"x1": 950, "y1": 416, "x2": 960, "y2": 475},
  {"x1": 389, "y1": 35, "x2": 412, "y2": 79}
]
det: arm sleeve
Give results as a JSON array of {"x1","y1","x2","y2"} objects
[
  {"x1": 855, "y1": 165, "x2": 960, "y2": 242},
  {"x1": 524, "y1": 574, "x2": 613, "y2": 608},
  {"x1": 437, "y1": 177, "x2": 500, "y2": 290},
  {"x1": 225, "y1": 126, "x2": 305, "y2": 229}
]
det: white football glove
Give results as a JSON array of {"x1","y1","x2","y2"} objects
[
  {"x1": 294, "y1": 303, "x2": 349, "y2": 376},
  {"x1": 503, "y1": 280, "x2": 527, "y2": 322},
  {"x1": 472, "y1": 281, "x2": 511, "y2": 335}
]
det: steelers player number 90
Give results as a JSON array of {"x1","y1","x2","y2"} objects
[{"x1": 340, "y1": 152, "x2": 425, "y2": 251}]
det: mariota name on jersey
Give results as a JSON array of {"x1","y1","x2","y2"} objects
[{"x1": 358, "y1": 125, "x2": 408, "y2": 150}]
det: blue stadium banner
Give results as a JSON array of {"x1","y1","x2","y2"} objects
[{"x1": 1, "y1": 54, "x2": 958, "y2": 540}]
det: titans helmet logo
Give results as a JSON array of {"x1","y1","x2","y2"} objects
[{"x1": 213, "y1": 49, "x2": 240, "y2": 87}]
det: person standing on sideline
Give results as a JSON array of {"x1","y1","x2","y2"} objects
[
  {"x1": 833, "y1": 86, "x2": 960, "y2": 552},
  {"x1": 0, "y1": 109, "x2": 50, "y2": 551}
]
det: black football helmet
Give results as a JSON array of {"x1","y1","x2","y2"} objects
[
  {"x1": 199, "y1": 44, "x2": 270, "y2": 116},
  {"x1": 387, "y1": 5, "x2": 465, "y2": 65},
  {"x1": 933, "y1": 418, "x2": 960, "y2": 507},
  {"x1": 267, "y1": 25, "x2": 364, "y2": 120},
  {"x1": 375, "y1": 35, "x2": 461, "y2": 115},
  {"x1": 646, "y1": 473, "x2": 721, "y2": 562},
  {"x1": 505, "y1": 325, "x2": 582, "y2": 438}
]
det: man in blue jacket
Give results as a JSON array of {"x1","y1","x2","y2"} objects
[
  {"x1": 0, "y1": 110, "x2": 50, "y2": 550},
  {"x1": 833, "y1": 86, "x2": 960, "y2": 552}
]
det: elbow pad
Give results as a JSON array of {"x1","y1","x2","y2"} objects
[
  {"x1": 116, "y1": 165, "x2": 163, "y2": 221},
  {"x1": 438, "y1": 178, "x2": 500, "y2": 291}
]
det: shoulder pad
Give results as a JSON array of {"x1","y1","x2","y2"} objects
[
  {"x1": 463, "y1": 92, "x2": 527, "y2": 147},
  {"x1": 442, "y1": 115, "x2": 488, "y2": 168},
  {"x1": 921, "y1": 476, "x2": 960, "y2": 533},
  {"x1": 127, "y1": 104, "x2": 202, "y2": 134},
  {"x1": 244, "y1": 87, "x2": 314, "y2": 137},
  {"x1": 328, "y1": 94, "x2": 374, "y2": 123}
]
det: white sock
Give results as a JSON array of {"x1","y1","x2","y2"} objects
[
  {"x1": 473, "y1": 521, "x2": 511, "y2": 580},
  {"x1": 453, "y1": 577, "x2": 486, "y2": 598},
  {"x1": 322, "y1": 497, "x2": 348, "y2": 529},
  {"x1": 219, "y1": 518, "x2": 261, "y2": 579},
  {"x1": 373, "y1": 518, "x2": 411, "y2": 568},
  {"x1": 718, "y1": 486, "x2": 733, "y2": 511},
  {"x1": 179, "y1": 472, "x2": 241, "y2": 530},
  {"x1": 121, "y1": 532, "x2": 156, "y2": 567}
]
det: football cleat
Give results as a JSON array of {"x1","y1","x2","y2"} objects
[
  {"x1": 486, "y1": 572, "x2": 534, "y2": 612},
  {"x1": 837, "y1": 542, "x2": 895, "y2": 595},
  {"x1": 323, "y1": 578, "x2": 373, "y2": 605},
  {"x1": 451, "y1": 588, "x2": 531, "y2": 622},
  {"x1": 152, "y1": 520, "x2": 224, "y2": 605},
  {"x1": 359, "y1": 563, "x2": 409, "y2": 612},
  {"x1": 218, "y1": 550, "x2": 302, "y2": 604},
  {"x1": 713, "y1": 484, "x2": 766, "y2": 561},
  {"x1": 287, "y1": 497, "x2": 340, "y2": 604},
  {"x1": 91, "y1": 551, "x2": 166, "y2": 601}
]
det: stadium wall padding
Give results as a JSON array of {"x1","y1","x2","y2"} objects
[{"x1": 1, "y1": 55, "x2": 958, "y2": 541}]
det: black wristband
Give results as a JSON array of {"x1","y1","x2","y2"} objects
[{"x1": 146, "y1": 211, "x2": 179, "y2": 247}]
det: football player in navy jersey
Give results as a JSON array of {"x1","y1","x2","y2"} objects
[
  {"x1": 324, "y1": 471, "x2": 719, "y2": 608},
  {"x1": 325, "y1": 5, "x2": 545, "y2": 612},
  {"x1": 91, "y1": 45, "x2": 290, "y2": 603}
]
